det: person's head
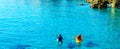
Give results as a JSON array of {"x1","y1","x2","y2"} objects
[
  {"x1": 59, "y1": 34, "x2": 62, "y2": 36},
  {"x1": 77, "y1": 34, "x2": 81, "y2": 37}
]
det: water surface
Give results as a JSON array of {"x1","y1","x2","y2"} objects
[{"x1": 0, "y1": 0, "x2": 120, "y2": 49}]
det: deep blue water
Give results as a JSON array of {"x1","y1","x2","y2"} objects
[{"x1": 0, "y1": 0, "x2": 120, "y2": 49}]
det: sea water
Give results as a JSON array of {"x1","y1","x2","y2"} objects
[{"x1": 0, "y1": 0, "x2": 120, "y2": 49}]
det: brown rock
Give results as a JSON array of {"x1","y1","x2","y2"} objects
[
  {"x1": 90, "y1": 0, "x2": 108, "y2": 8},
  {"x1": 85, "y1": 0, "x2": 94, "y2": 3},
  {"x1": 86, "y1": 0, "x2": 120, "y2": 8},
  {"x1": 115, "y1": 2, "x2": 120, "y2": 8}
]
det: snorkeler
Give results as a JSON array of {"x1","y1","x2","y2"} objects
[
  {"x1": 57, "y1": 34, "x2": 63, "y2": 45},
  {"x1": 76, "y1": 34, "x2": 82, "y2": 43}
]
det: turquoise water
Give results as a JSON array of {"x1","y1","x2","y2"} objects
[{"x1": 0, "y1": 0, "x2": 120, "y2": 49}]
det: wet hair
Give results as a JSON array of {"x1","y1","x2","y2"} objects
[{"x1": 59, "y1": 34, "x2": 62, "y2": 36}]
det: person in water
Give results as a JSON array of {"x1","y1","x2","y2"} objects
[
  {"x1": 76, "y1": 34, "x2": 82, "y2": 43},
  {"x1": 57, "y1": 34, "x2": 63, "y2": 45}
]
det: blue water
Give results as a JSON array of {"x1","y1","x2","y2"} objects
[{"x1": 0, "y1": 0, "x2": 120, "y2": 49}]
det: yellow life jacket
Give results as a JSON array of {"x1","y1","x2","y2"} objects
[{"x1": 76, "y1": 37, "x2": 82, "y2": 43}]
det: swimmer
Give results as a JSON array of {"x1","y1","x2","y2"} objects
[
  {"x1": 57, "y1": 34, "x2": 63, "y2": 45},
  {"x1": 76, "y1": 34, "x2": 82, "y2": 43}
]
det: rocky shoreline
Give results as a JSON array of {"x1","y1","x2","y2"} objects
[{"x1": 85, "y1": 0, "x2": 120, "y2": 8}]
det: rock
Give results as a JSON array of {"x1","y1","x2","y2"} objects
[
  {"x1": 90, "y1": 0, "x2": 108, "y2": 8},
  {"x1": 86, "y1": 0, "x2": 120, "y2": 8},
  {"x1": 116, "y1": 2, "x2": 120, "y2": 8},
  {"x1": 108, "y1": 0, "x2": 113, "y2": 3},
  {"x1": 85, "y1": 0, "x2": 94, "y2": 3}
]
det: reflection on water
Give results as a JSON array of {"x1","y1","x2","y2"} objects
[{"x1": 109, "y1": 8, "x2": 120, "y2": 48}]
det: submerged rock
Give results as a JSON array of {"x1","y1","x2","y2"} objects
[
  {"x1": 67, "y1": 42, "x2": 76, "y2": 49},
  {"x1": 15, "y1": 45, "x2": 31, "y2": 49},
  {"x1": 79, "y1": 3, "x2": 84, "y2": 6},
  {"x1": 85, "y1": 41, "x2": 99, "y2": 47}
]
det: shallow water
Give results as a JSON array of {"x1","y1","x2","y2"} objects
[{"x1": 0, "y1": 0, "x2": 120, "y2": 49}]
